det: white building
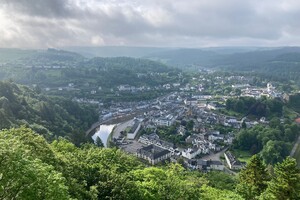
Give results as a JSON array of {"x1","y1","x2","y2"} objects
[
  {"x1": 182, "y1": 148, "x2": 201, "y2": 159},
  {"x1": 127, "y1": 119, "x2": 141, "y2": 140}
]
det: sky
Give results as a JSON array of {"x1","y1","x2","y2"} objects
[{"x1": 0, "y1": 0, "x2": 300, "y2": 48}]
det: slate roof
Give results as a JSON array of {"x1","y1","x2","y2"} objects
[{"x1": 137, "y1": 144, "x2": 170, "y2": 160}]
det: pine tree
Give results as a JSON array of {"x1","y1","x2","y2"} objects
[
  {"x1": 260, "y1": 157, "x2": 300, "y2": 200},
  {"x1": 95, "y1": 136, "x2": 104, "y2": 147},
  {"x1": 236, "y1": 154, "x2": 269, "y2": 199}
]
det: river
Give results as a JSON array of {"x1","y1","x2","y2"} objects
[{"x1": 92, "y1": 124, "x2": 115, "y2": 147}]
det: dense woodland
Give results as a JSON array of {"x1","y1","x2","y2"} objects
[
  {"x1": 0, "y1": 81, "x2": 97, "y2": 145},
  {"x1": 225, "y1": 96, "x2": 284, "y2": 118},
  {"x1": 1, "y1": 127, "x2": 299, "y2": 200}
]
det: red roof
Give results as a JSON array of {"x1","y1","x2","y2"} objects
[{"x1": 295, "y1": 118, "x2": 300, "y2": 124}]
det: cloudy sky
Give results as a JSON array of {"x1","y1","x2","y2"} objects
[{"x1": 1, "y1": 0, "x2": 300, "y2": 48}]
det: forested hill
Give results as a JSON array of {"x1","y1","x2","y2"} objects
[
  {"x1": 83, "y1": 56, "x2": 172, "y2": 73},
  {"x1": 0, "y1": 81, "x2": 97, "y2": 145},
  {"x1": 23, "y1": 48, "x2": 85, "y2": 65},
  {"x1": 0, "y1": 48, "x2": 84, "y2": 65},
  {"x1": 144, "y1": 47, "x2": 300, "y2": 68},
  {"x1": 1, "y1": 127, "x2": 299, "y2": 199},
  {"x1": 144, "y1": 47, "x2": 300, "y2": 84},
  {"x1": 0, "y1": 51, "x2": 180, "y2": 90}
]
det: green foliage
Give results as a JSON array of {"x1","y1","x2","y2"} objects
[
  {"x1": 261, "y1": 140, "x2": 291, "y2": 165},
  {"x1": 0, "y1": 127, "x2": 247, "y2": 200},
  {"x1": 288, "y1": 93, "x2": 300, "y2": 112},
  {"x1": 233, "y1": 120, "x2": 299, "y2": 164},
  {"x1": 3, "y1": 128, "x2": 300, "y2": 200},
  {"x1": 157, "y1": 125, "x2": 190, "y2": 147},
  {"x1": 0, "y1": 81, "x2": 97, "y2": 144},
  {"x1": 226, "y1": 97, "x2": 283, "y2": 118},
  {"x1": 236, "y1": 155, "x2": 269, "y2": 199},
  {"x1": 95, "y1": 136, "x2": 104, "y2": 147},
  {"x1": 132, "y1": 164, "x2": 207, "y2": 200},
  {"x1": 204, "y1": 171, "x2": 237, "y2": 191},
  {"x1": 260, "y1": 157, "x2": 300, "y2": 200},
  {"x1": 201, "y1": 185, "x2": 244, "y2": 200},
  {"x1": 0, "y1": 127, "x2": 69, "y2": 200}
]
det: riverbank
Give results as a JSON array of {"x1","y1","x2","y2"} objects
[{"x1": 92, "y1": 124, "x2": 115, "y2": 147}]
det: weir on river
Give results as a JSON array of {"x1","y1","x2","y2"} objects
[{"x1": 92, "y1": 124, "x2": 115, "y2": 147}]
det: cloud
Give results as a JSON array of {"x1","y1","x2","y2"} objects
[{"x1": 0, "y1": 0, "x2": 300, "y2": 48}]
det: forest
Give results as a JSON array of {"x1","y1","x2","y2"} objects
[
  {"x1": 1, "y1": 127, "x2": 299, "y2": 200},
  {"x1": 0, "y1": 81, "x2": 97, "y2": 145},
  {"x1": 225, "y1": 96, "x2": 283, "y2": 118}
]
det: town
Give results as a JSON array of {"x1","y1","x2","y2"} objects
[{"x1": 90, "y1": 72, "x2": 288, "y2": 173}]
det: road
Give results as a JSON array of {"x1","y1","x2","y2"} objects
[
  {"x1": 201, "y1": 147, "x2": 228, "y2": 161},
  {"x1": 201, "y1": 147, "x2": 237, "y2": 175},
  {"x1": 111, "y1": 119, "x2": 134, "y2": 139},
  {"x1": 290, "y1": 135, "x2": 300, "y2": 157}
]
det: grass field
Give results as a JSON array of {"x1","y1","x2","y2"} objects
[{"x1": 232, "y1": 149, "x2": 252, "y2": 164}]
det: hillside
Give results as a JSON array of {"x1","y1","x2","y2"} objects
[
  {"x1": 62, "y1": 46, "x2": 172, "y2": 58},
  {"x1": 0, "y1": 81, "x2": 97, "y2": 145},
  {"x1": 0, "y1": 48, "x2": 37, "y2": 63},
  {"x1": 0, "y1": 53, "x2": 179, "y2": 87},
  {"x1": 144, "y1": 46, "x2": 300, "y2": 68},
  {"x1": 144, "y1": 47, "x2": 300, "y2": 84}
]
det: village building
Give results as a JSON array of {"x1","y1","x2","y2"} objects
[
  {"x1": 127, "y1": 119, "x2": 141, "y2": 140},
  {"x1": 136, "y1": 144, "x2": 171, "y2": 165},
  {"x1": 224, "y1": 151, "x2": 244, "y2": 170},
  {"x1": 138, "y1": 133, "x2": 175, "y2": 153},
  {"x1": 182, "y1": 148, "x2": 201, "y2": 159},
  {"x1": 186, "y1": 159, "x2": 224, "y2": 171}
]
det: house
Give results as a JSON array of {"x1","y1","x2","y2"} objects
[
  {"x1": 177, "y1": 125, "x2": 186, "y2": 136},
  {"x1": 206, "y1": 103, "x2": 217, "y2": 110},
  {"x1": 186, "y1": 159, "x2": 224, "y2": 171},
  {"x1": 184, "y1": 98, "x2": 198, "y2": 106},
  {"x1": 182, "y1": 148, "x2": 201, "y2": 159},
  {"x1": 187, "y1": 159, "x2": 208, "y2": 170},
  {"x1": 208, "y1": 133, "x2": 224, "y2": 142},
  {"x1": 224, "y1": 151, "x2": 243, "y2": 170},
  {"x1": 155, "y1": 114, "x2": 175, "y2": 126},
  {"x1": 118, "y1": 84, "x2": 135, "y2": 91},
  {"x1": 136, "y1": 144, "x2": 171, "y2": 165},
  {"x1": 138, "y1": 133, "x2": 175, "y2": 153},
  {"x1": 210, "y1": 160, "x2": 224, "y2": 171},
  {"x1": 127, "y1": 119, "x2": 141, "y2": 140}
]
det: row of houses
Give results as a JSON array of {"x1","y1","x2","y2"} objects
[
  {"x1": 186, "y1": 159, "x2": 224, "y2": 171},
  {"x1": 224, "y1": 151, "x2": 244, "y2": 170}
]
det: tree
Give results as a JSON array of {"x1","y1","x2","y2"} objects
[
  {"x1": 95, "y1": 136, "x2": 104, "y2": 147},
  {"x1": 186, "y1": 120, "x2": 194, "y2": 131},
  {"x1": 205, "y1": 171, "x2": 237, "y2": 191},
  {"x1": 241, "y1": 120, "x2": 247, "y2": 129},
  {"x1": 260, "y1": 157, "x2": 300, "y2": 200},
  {"x1": 261, "y1": 140, "x2": 290, "y2": 165},
  {"x1": 236, "y1": 155, "x2": 269, "y2": 199},
  {"x1": 0, "y1": 128, "x2": 69, "y2": 200}
]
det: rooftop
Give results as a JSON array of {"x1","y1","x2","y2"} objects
[{"x1": 137, "y1": 144, "x2": 170, "y2": 160}]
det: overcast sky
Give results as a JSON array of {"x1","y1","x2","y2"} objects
[{"x1": 1, "y1": 0, "x2": 300, "y2": 48}]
